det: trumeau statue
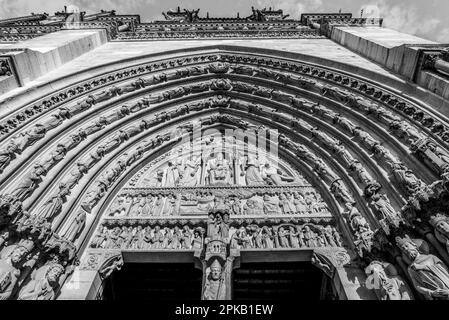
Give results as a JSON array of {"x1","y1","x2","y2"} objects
[
  {"x1": 203, "y1": 259, "x2": 226, "y2": 300},
  {"x1": 396, "y1": 236, "x2": 449, "y2": 300}
]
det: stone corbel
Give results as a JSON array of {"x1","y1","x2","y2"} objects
[
  {"x1": 98, "y1": 252, "x2": 124, "y2": 280},
  {"x1": 79, "y1": 249, "x2": 122, "y2": 275},
  {"x1": 312, "y1": 247, "x2": 351, "y2": 277}
]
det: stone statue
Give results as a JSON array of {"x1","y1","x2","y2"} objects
[
  {"x1": 81, "y1": 181, "x2": 108, "y2": 213},
  {"x1": 292, "y1": 192, "x2": 307, "y2": 214},
  {"x1": 262, "y1": 226, "x2": 274, "y2": 249},
  {"x1": 334, "y1": 115, "x2": 358, "y2": 134},
  {"x1": 11, "y1": 164, "x2": 46, "y2": 200},
  {"x1": 288, "y1": 226, "x2": 300, "y2": 248},
  {"x1": 278, "y1": 227, "x2": 290, "y2": 248},
  {"x1": 18, "y1": 263, "x2": 65, "y2": 300},
  {"x1": 263, "y1": 194, "x2": 281, "y2": 215},
  {"x1": 60, "y1": 162, "x2": 88, "y2": 190},
  {"x1": 0, "y1": 143, "x2": 18, "y2": 173},
  {"x1": 242, "y1": 156, "x2": 264, "y2": 186},
  {"x1": 203, "y1": 259, "x2": 226, "y2": 300},
  {"x1": 430, "y1": 214, "x2": 449, "y2": 255},
  {"x1": 35, "y1": 186, "x2": 70, "y2": 220},
  {"x1": 13, "y1": 124, "x2": 46, "y2": 151},
  {"x1": 164, "y1": 161, "x2": 181, "y2": 187},
  {"x1": 330, "y1": 180, "x2": 355, "y2": 204},
  {"x1": 303, "y1": 226, "x2": 317, "y2": 247},
  {"x1": 279, "y1": 193, "x2": 295, "y2": 214},
  {"x1": 371, "y1": 193, "x2": 401, "y2": 227},
  {"x1": 349, "y1": 160, "x2": 373, "y2": 185},
  {"x1": 397, "y1": 236, "x2": 449, "y2": 299},
  {"x1": 0, "y1": 241, "x2": 33, "y2": 300},
  {"x1": 61, "y1": 210, "x2": 86, "y2": 242},
  {"x1": 365, "y1": 261, "x2": 413, "y2": 300}
]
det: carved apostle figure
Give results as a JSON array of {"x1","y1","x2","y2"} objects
[
  {"x1": 203, "y1": 259, "x2": 226, "y2": 300},
  {"x1": 18, "y1": 263, "x2": 65, "y2": 300},
  {"x1": 397, "y1": 236, "x2": 449, "y2": 300}
]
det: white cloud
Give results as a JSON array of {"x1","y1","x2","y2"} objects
[{"x1": 360, "y1": 0, "x2": 445, "y2": 42}]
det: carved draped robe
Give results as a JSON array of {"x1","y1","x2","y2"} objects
[
  {"x1": 408, "y1": 254, "x2": 449, "y2": 300},
  {"x1": 207, "y1": 158, "x2": 232, "y2": 185},
  {"x1": 18, "y1": 278, "x2": 56, "y2": 300},
  {"x1": 179, "y1": 159, "x2": 200, "y2": 187},
  {"x1": 36, "y1": 194, "x2": 63, "y2": 220},
  {"x1": 164, "y1": 165, "x2": 180, "y2": 187},
  {"x1": 245, "y1": 164, "x2": 265, "y2": 186},
  {"x1": 203, "y1": 277, "x2": 226, "y2": 300}
]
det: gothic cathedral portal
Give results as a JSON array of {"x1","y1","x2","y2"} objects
[{"x1": 0, "y1": 5, "x2": 448, "y2": 301}]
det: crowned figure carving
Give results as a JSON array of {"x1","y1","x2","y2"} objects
[
  {"x1": 0, "y1": 240, "x2": 34, "y2": 300},
  {"x1": 202, "y1": 258, "x2": 226, "y2": 300},
  {"x1": 429, "y1": 214, "x2": 449, "y2": 255}
]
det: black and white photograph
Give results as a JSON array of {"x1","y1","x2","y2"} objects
[{"x1": 0, "y1": 0, "x2": 448, "y2": 312}]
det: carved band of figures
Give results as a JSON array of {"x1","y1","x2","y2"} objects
[
  {"x1": 89, "y1": 220, "x2": 343, "y2": 251},
  {"x1": 90, "y1": 223, "x2": 205, "y2": 250},
  {"x1": 106, "y1": 188, "x2": 330, "y2": 218}
]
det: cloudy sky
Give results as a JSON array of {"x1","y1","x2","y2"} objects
[{"x1": 0, "y1": 0, "x2": 447, "y2": 42}]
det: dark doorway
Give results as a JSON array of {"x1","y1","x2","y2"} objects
[
  {"x1": 102, "y1": 262, "x2": 203, "y2": 300},
  {"x1": 232, "y1": 261, "x2": 335, "y2": 300}
]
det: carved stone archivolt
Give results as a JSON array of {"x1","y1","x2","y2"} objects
[{"x1": 1, "y1": 47, "x2": 449, "y2": 300}]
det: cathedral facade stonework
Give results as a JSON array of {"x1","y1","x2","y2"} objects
[{"x1": 0, "y1": 6, "x2": 448, "y2": 300}]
